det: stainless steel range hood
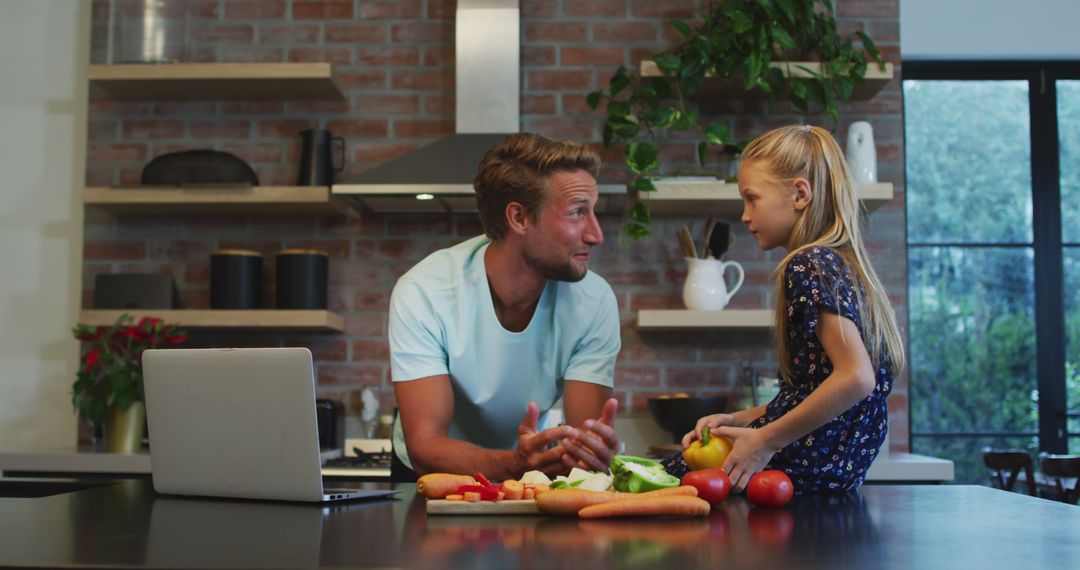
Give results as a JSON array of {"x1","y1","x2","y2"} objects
[{"x1": 332, "y1": 0, "x2": 623, "y2": 214}]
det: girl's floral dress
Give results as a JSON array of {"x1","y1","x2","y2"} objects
[{"x1": 663, "y1": 247, "x2": 893, "y2": 493}]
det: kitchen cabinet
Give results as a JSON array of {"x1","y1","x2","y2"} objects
[
  {"x1": 640, "y1": 60, "x2": 895, "y2": 100},
  {"x1": 88, "y1": 63, "x2": 344, "y2": 101},
  {"x1": 78, "y1": 310, "x2": 345, "y2": 333}
]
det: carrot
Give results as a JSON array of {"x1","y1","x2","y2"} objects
[
  {"x1": 578, "y1": 495, "x2": 711, "y2": 519},
  {"x1": 522, "y1": 487, "x2": 535, "y2": 500},
  {"x1": 445, "y1": 494, "x2": 464, "y2": 501},
  {"x1": 535, "y1": 486, "x2": 700, "y2": 516},
  {"x1": 502, "y1": 480, "x2": 524, "y2": 500},
  {"x1": 463, "y1": 491, "x2": 482, "y2": 502},
  {"x1": 533, "y1": 483, "x2": 551, "y2": 494},
  {"x1": 416, "y1": 473, "x2": 477, "y2": 499}
]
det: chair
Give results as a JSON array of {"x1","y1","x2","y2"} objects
[
  {"x1": 982, "y1": 448, "x2": 1037, "y2": 496},
  {"x1": 1038, "y1": 453, "x2": 1080, "y2": 505}
]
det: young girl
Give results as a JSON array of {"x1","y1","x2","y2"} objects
[{"x1": 670, "y1": 124, "x2": 905, "y2": 494}]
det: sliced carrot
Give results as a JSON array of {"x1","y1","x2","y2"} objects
[
  {"x1": 535, "y1": 486, "x2": 699, "y2": 516},
  {"x1": 502, "y1": 480, "x2": 524, "y2": 500},
  {"x1": 522, "y1": 487, "x2": 535, "y2": 500},
  {"x1": 578, "y1": 495, "x2": 711, "y2": 519},
  {"x1": 444, "y1": 494, "x2": 464, "y2": 501},
  {"x1": 416, "y1": 474, "x2": 477, "y2": 499},
  {"x1": 533, "y1": 483, "x2": 551, "y2": 494},
  {"x1": 497, "y1": 491, "x2": 506, "y2": 501},
  {"x1": 463, "y1": 491, "x2": 482, "y2": 502}
]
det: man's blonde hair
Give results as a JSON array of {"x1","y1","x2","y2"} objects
[{"x1": 474, "y1": 133, "x2": 601, "y2": 240}]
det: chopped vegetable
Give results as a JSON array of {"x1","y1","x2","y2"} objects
[
  {"x1": 502, "y1": 479, "x2": 524, "y2": 500},
  {"x1": 463, "y1": 491, "x2": 482, "y2": 502},
  {"x1": 474, "y1": 472, "x2": 494, "y2": 488},
  {"x1": 456, "y1": 484, "x2": 500, "y2": 501},
  {"x1": 519, "y1": 470, "x2": 552, "y2": 486},
  {"x1": 610, "y1": 455, "x2": 681, "y2": 493},
  {"x1": 416, "y1": 474, "x2": 477, "y2": 499},
  {"x1": 445, "y1": 494, "x2": 464, "y2": 501}
]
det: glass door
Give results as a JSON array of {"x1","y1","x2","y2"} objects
[{"x1": 1057, "y1": 79, "x2": 1080, "y2": 453}]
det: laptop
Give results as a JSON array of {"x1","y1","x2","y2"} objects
[{"x1": 142, "y1": 347, "x2": 399, "y2": 503}]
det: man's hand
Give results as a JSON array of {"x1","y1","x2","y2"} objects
[
  {"x1": 560, "y1": 398, "x2": 620, "y2": 473},
  {"x1": 514, "y1": 402, "x2": 581, "y2": 476}
]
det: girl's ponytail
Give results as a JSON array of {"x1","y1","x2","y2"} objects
[{"x1": 742, "y1": 125, "x2": 905, "y2": 384}]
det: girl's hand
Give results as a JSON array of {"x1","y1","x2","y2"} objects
[
  {"x1": 681, "y1": 413, "x2": 737, "y2": 449},
  {"x1": 711, "y1": 426, "x2": 778, "y2": 493}
]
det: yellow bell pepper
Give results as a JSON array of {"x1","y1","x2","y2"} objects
[{"x1": 682, "y1": 427, "x2": 733, "y2": 471}]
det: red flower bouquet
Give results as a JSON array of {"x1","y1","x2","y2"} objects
[{"x1": 71, "y1": 314, "x2": 187, "y2": 427}]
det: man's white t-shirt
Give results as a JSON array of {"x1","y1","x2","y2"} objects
[{"x1": 388, "y1": 235, "x2": 620, "y2": 469}]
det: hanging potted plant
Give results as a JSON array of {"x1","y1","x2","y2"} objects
[
  {"x1": 587, "y1": 0, "x2": 886, "y2": 242},
  {"x1": 72, "y1": 314, "x2": 188, "y2": 453}
]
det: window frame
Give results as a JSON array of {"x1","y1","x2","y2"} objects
[{"x1": 903, "y1": 61, "x2": 1080, "y2": 453}]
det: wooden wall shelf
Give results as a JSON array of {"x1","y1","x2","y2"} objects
[
  {"x1": 637, "y1": 309, "x2": 772, "y2": 331},
  {"x1": 639, "y1": 181, "x2": 893, "y2": 216},
  {"x1": 88, "y1": 63, "x2": 344, "y2": 101},
  {"x1": 78, "y1": 310, "x2": 345, "y2": 333},
  {"x1": 640, "y1": 60, "x2": 894, "y2": 100},
  {"x1": 84, "y1": 186, "x2": 347, "y2": 216}
]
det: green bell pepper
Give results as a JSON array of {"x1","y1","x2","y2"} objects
[{"x1": 609, "y1": 454, "x2": 681, "y2": 493}]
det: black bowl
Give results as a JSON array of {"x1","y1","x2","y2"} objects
[{"x1": 648, "y1": 396, "x2": 731, "y2": 442}]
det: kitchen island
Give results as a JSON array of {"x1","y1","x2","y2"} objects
[{"x1": 1, "y1": 479, "x2": 1076, "y2": 569}]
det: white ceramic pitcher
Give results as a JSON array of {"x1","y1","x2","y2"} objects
[
  {"x1": 846, "y1": 121, "x2": 877, "y2": 183},
  {"x1": 683, "y1": 257, "x2": 744, "y2": 310}
]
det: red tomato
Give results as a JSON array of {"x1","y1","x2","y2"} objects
[
  {"x1": 745, "y1": 470, "x2": 794, "y2": 507},
  {"x1": 681, "y1": 468, "x2": 732, "y2": 505}
]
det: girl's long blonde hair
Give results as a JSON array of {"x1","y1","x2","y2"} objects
[{"x1": 741, "y1": 125, "x2": 905, "y2": 383}]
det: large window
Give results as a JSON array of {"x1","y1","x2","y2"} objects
[
  {"x1": 1060, "y1": 81, "x2": 1080, "y2": 443},
  {"x1": 903, "y1": 65, "x2": 1079, "y2": 484}
]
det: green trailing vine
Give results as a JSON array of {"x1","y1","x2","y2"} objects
[{"x1": 586, "y1": 0, "x2": 886, "y2": 243}]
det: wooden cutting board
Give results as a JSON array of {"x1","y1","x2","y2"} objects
[{"x1": 426, "y1": 499, "x2": 540, "y2": 515}]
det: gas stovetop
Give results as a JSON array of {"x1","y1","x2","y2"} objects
[
  {"x1": 323, "y1": 447, "x2": 392, "y2": 469},
  {"x1": 321, "y1": 439, "x2": 392, "y2": 478}
]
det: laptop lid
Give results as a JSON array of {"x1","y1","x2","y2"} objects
[{"x1": 144, "y1": 347, "x2": 357, "y2": 502}]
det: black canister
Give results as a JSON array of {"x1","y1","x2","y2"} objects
[
  {"x1": 210, "y1": 249, "x2": 263, "y2": 309},
  {"x1": 276, "y1": 249, "x2": 328, "y2": 309}
]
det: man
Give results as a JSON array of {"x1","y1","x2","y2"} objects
[{"x1": 388, "y1": 133, "x2": 621, "y2": 481}]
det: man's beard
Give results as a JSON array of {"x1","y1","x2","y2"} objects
[{"x1": 522, "y1": 246, "x2": 587, "y2": 283}]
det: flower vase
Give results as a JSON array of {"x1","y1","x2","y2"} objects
[
  {"x1": 104, "y1": 401, "x2": 145, "y2": 454},
  {"x1": 682, "y1": 257, "x2": 744, "y2": 310}
]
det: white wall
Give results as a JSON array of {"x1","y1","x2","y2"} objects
[
  {"x1": 902, "y1": 0, "x2": 1080, "y2": 60},
  {"x1": 0, "y1": 1, "x2": 89, "y2": 450}
]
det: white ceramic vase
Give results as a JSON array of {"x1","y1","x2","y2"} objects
[
  {"x1": 682, "y1": 257, "x2": 744, "y2": 311},
  {"x1": 846, "y1": 121, "x2": 877, "y2": 183}
]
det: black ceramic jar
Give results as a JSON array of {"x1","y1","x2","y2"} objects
[
  {"x1": 210, "y1": 249, "x2": 263, "y2": 309},
  {"x1": 276, "y1": 249, "x2": 328, "y2": 309}
]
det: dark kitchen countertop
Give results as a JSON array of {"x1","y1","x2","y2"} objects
[{"x1": 1, "y1": 479, "x2": 1077, "y2": 569}]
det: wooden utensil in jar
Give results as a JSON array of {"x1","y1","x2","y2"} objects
[
  {"x1": 677, "y1": 226, "x2": 698, "y2": 259},
  {"x1": 701, "y1": 216, "x2": 717, "y2": 259}
]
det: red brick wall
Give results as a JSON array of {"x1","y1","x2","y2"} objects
[{"x1": 84, "y1": 0, "x2": 908, "y2": 450}]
